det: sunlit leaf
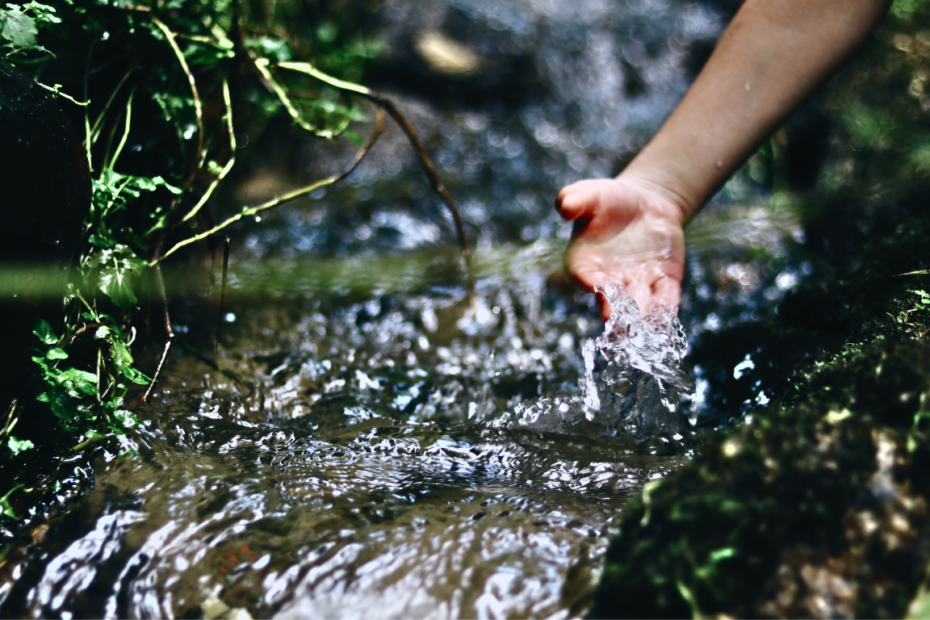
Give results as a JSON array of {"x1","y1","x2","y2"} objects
[
  {"x1": 46, "y1": 347, "x2": 68, "y2": 360},
  {"x1": 2, "y1": 7, "x2": 37, "y2": 47},
  {"x1": 33, "y1": 319, "x2": 57, "y2": 345},
  {"x1": 7, "y1": 436, "x2": 34, "y2": 456}
]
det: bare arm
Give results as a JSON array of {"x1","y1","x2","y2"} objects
[
  {"x1": 558, "y1": 0, "x2": 892, "y2": 318},
  {"x1": 625, "y1": 0, "x2": 893, "y2": 219}
]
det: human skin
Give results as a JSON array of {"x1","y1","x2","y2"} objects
[{"x1": 557, "y1": 0, "x2": 893, "y2": 320}]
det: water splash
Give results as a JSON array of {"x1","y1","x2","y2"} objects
[
  {"x1": 512, "y1": 283, "x2": 694, "y2": 438},
  {"x1": 589, "y1": 283, "x2": 694, "y2": 431}
]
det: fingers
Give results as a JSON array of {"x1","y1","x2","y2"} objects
[
  {"x1": 651, "y1": 274, "x2": 682, "y2": 311},
  {"x1": 575, "y1": 265, "x2": 680, "y2": 320},
  {"x1": 570, "y1": 263, "x2": 607, "y2": 291},
  {"x1": 555, "y1": 181, "x2": 598, "y2": 221},
  {"x1": 596, "y1": 292, "x2": 614, "y2": 323}
]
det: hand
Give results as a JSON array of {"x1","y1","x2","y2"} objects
[{"x1": 556, "y1": 177, "x2": 687, "y2": 320}]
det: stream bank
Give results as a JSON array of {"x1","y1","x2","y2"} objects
[
  {"x1": 592, "y1": 3, "x2": 930, "y2": 612},
  {"x1": 4, "y1": 0, "x2": 930, "y2": 617},
  {"x1": 594, "y1": 181, "x2": 930, "y2": 618}
]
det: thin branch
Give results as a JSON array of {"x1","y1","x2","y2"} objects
[
  {"x1": 0, "y1": 401, "x2": 17, "y2": 439},
  {"x1": 83, "y1": 40, "x2": 95, "y2": 169},
  {"x1": 151, "y1": 16, "x2": 205, "y2": 188},
  {"x1": 108, "y1": 88, "x2": 136, "y2": 172},
  {"x1": 180, "y1": 78, "x2": 236, "y2": 224},
  {"x1": 90, "y1": 67, "x2": 135, "y2": 145},
  {"x1": 60, "y1": 322, "x2": 105, "y2": 347},
  {"x1": 135, "y1": 262, "x2": 174, "y2": 408},
  {"x1": 154, "y1": 106, "x2": 385, "y2": 264},
  {"x1": 35, "y1": 82, "x2": 90, "y2": 106},
  {"x1": 252, "y1": 57, "x2": 339, "y2": 139},
  {"x1": 72, "y1": 434, "x2": 111, "y2": 452},
  {"x1": 276, "y1": 60, "x2": 476, "y2": 305},
  {"x1": 214, "y1": 235, "x2": 230, "y2": 354},
  {"x1": 176, "y1": 32, "x2": 233, "y2": 49}
]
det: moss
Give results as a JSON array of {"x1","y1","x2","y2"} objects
[
  {"x1": 593, "y1": 100, "x2": 930, "y2": 620},
  {"x1": 594, "y1": 337, "x2": 930, "y2": 617}
]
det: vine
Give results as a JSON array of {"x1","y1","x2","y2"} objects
[{"x1": 0, "y1": 0, "x2": 472, "y2": 529}]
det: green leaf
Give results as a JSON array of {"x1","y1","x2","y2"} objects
[
  {"x1": 2, "y1": 7, "x2": 37, "y2": 47},
  {"x1": 22, "y1": 2, "x2": 60, "y2": 24},
  {"x1": 708, "y1": 548, "x2": 737, "y2": 563},
  {"x1": 98, "y1": 266, "x2": 138, "y2": 309},
  {"x1": 0, "y1": 484, "x2": 24, "y2": 519},
  {"x1": 58, "y1": 368, "x2": 98, "y2": 396},
  {"x1": 39, "y1": 390, "x2": 76, "y2": 420},
  {"x1": 245, "y1": 36, "x2": 292, "y2": 61},
  {"x1": 88, "y1": 233, "x2": 116, "y2": 248},
  {"x1": 345, "y1": 129, "x2": 364, "y2": 146},
  {"x1": 7, "y1": 436, "x2": 34, "y2": 456},
  {"x1": 31, "y1": 355, "x2": 49, "y2": 373},
  {"x1": 33, "y1": 319, "x2": 58, "y2": 344},
  {"x1": 46, "y1": 347, "x2": 68, "y2": 360},
  {"x1": 111, "y1": 340, "x2": 150, "y2": 385},
  {"x1": 133, "y1": 175, "x2": 182, "y2": 195},
  {"x1": 85, "y1": 245, "x2": 147, "y2": 309}
]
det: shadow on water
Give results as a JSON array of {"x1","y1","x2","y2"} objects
[{"x1": 0, "y1": 1, "x2": 817, "y2": 617}]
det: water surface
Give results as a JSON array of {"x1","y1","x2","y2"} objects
[{"x1": 0, "y1": 1, "x2": 809, "y2": 617}]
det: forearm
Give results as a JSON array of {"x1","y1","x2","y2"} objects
[{"x1": 621, "y1": 0, "x2": 892, "y2": 222}]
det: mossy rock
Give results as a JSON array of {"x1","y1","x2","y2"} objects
[
  {"x1": 593, "y1": 338, "x2": 930, "y2": 618},
  {"x1": 592, "y1": 170, "x2": 930, "y2": 618}
]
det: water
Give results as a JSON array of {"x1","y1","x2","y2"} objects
[
  {"x1": 2, "y1": 279, "x2": 692, "y2": 619},
  {"x1": 0, "y1": 0, "x2": 809, "y2": 617},
  {"x1": 497, "y1": 283, "x2": 693, "y2": 442}
]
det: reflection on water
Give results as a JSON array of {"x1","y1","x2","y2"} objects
[
  {"x1": 0, "y1": 0, "x2": 809, "y2": 617},
  {"x1": 1, "y1": 234, "x2": 789, "y2": 617},
  {"x1": 11, "y1": 275, "x2": 691, "y2": 619}
]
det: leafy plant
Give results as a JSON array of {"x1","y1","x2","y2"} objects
[
  {"x1": 0, "y1": 0, "x2": 472, "y2": 529},
  {"x1": 1, "y1": 1, "x2": 59, "y2": 58}
]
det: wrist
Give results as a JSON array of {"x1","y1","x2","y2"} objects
[{"x1": 614, "y1": 164, "x2": 700, "y2": 226}]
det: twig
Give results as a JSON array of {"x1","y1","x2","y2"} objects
[
  {"x1": 108, "y1": 88, "x2": 136, "y2": 171},
  {"x1": 180, "y1": 78, "x2": 236, "y2": 224},
  {"x1": 34, "y1": 82, "x2": 90, "y2": 106},
  {"x1": 135, "y1": 262, "x2": 175, "y2": 408},
  {"x1": 252, "y1": 57, "x2": 341, "y2": 139},
  {"x1": 276, "y1": 60, "x2": 476, "y2": 306},
  {"x1": 214, "y1": 235, "x2": 230, "y2": 354},
  {"x1": 72, "y1": 434, "x2": 111, "y2": 452},
  {"x1": 154, "y1": 106, "x2": 385, "y2": 264},
  {"x1": 83, "y1": 40, "x2": 95, "y2": 169},
  {"x1": 90, "y1": 67, "x2": 135, "y2": 146},
  {"x1": 150, "y1": 16, "x2": 205, "y2": 188},
  {"x1": 60, "y1": 322, "x2": 105, "y2": 346},
  {"x1": 0, "y1": 401, "x2": 17, "y2": 438}
]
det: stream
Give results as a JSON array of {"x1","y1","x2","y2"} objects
[{"x1": 0, "y1": 1, "x2": 810, "y2": 618}]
